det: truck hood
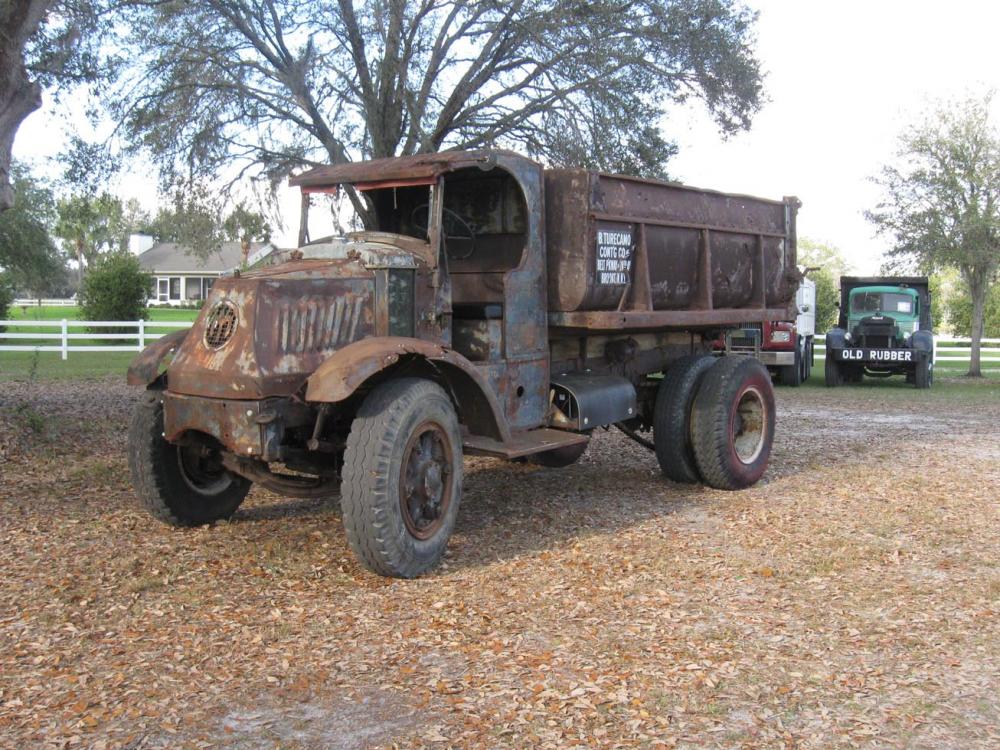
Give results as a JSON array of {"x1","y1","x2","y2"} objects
[{"x1": 166, "y1": 257, "x2": 376, "y2": 399}]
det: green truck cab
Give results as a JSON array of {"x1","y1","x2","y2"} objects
[{"x1": 824, "y1": 276, "x2": 934, "y2": 388}]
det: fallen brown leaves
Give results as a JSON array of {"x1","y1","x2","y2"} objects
[{"x1": 1, "y1": 377, "x2": 999, "y2": 749}]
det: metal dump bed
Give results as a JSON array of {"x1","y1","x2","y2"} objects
[{"x1": 544, "y1": 169, "x2": 801, "y2": 330}]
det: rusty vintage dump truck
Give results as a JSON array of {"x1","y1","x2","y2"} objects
[{"x1": 127, "y1": 150, "x2": 800, "y2": 577}]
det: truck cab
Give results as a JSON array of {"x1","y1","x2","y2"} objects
[{"x1": 846, "y1": 285, "x2": 921, "y2": 345}]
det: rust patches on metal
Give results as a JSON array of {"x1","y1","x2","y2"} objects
[
  {"x1": 166, "y1": 263, "x2": 376, "y2": 400},
  {"x1": 304, "y1": 336, "x2": 510, "y2": 442},
  {"x1": 127, "y1": 328, "x2": 189, "y2": 386}
]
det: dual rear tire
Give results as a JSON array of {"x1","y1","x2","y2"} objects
[{"x1": 654, "y1": 355, "x2": 775, "y2": 491}]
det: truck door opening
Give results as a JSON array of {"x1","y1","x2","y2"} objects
[{"x1": 441, "y1": 167, "x2": 528, "y2": 361}]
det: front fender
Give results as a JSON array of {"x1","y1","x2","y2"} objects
[
  {"x1": 126, "y1": 328, "x2": 190, "y2": 386},
  {"x1": 825, "y1": 327, "x2": 848, "y2": 351},
  {"x1": 305, "y1": 336, "x2": 510, "y2": 441}
]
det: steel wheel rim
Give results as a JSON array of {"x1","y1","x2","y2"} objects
[
  {"x1": 732, "y1": 386, "x2": 766, "y2": 464},
  {"x1": 177, "y1": 443, "x2": 232, "y2": 495},
  {"x1": 399, "y1": 422, "x2": 454, "y2": 540}
]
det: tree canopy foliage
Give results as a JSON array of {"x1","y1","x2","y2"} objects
[
  {"x1": 54, "y1": 193, "x2": 146, "y2": 276},
  {"x1": 147, "y1": 187, "x2": 272, "y2": 261},
  {"x1": 111, "y1": 0, "x2": 762, "y2": 192},
  {"x1": 946, "y1": 279, "x2": 1000, "y2": 338},
  {"x1": 797, "y1": 238, "x2": 850, "y2": 334},
  {"x1": 0, "y1": 0, "x2": 108, "y2": 211},
  {"x1": 0, "y1": 162, "x2": 65, "y2": 295},
  {"x1": 867, "y1": 94, "x2": 1000, "y2": 376}
]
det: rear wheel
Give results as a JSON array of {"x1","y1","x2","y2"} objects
[
  {"x1": 653, "y1": 354, "x2": 716, "y2": 483},
  {"x1": 341, "y1": 378, "x2": 463, "y2": 578},
  {"x1": 128, "y1": 392, "x2": 250, "y2": 526},
  {"x1": 824, "y1": 354, "x2": 844, "y2": 387},
  {"x1": 690, "y1": 357, "x2": 775, "y2": 491},
  {"x1": 779, "y1": 338, "x2": 804, "y2": 386}
]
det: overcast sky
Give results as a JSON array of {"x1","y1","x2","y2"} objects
[
  {"x1": 14, "y1": 0, "x2": 1000, "y2": 271},
  {"x1": 668, "y1": 0, "x2": 1000, "y2": 273}
]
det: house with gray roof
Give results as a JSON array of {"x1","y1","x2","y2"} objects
[{"x1": 135, "y1": 240, "x2": 276, "y2": 305}]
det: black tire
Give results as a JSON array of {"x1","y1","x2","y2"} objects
[
  {"x1": 341, "y1": 378, "x2": 463, "y2": 578},
  {"x1": 915, "y1": 358, "x2": 932, "y2": 389},
  {"x1": 528, "y1": 440, "x2": 588, "y2": 468},
  {"x1": 128, "y1": 391, "x2": 251, "y2": 526},
  {"x1": 805, "y1": 338, "x2": 814, "y2": 380},
  {"x1": 653, "y1": 354, "x2": 716, "y2": 483},
  {"x1": 824, "y1": 354, "x2": 844, "y2": 387},
  {"x1": 690, "y1": 357, "x2": 776, "y2": 491},
  {"x1": 778, "y1": 338, "x2": 803, "y2": 386}
]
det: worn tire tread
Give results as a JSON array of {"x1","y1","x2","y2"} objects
[
  {"x1": 690, "y1": 357, "x2": 774, "y2": 491},
  {"x1": 654, "y1": 354, "x2": 715, "y2": 483},
  {"x1": 340, "y1": 378, "x2": 462, "y2": 578},
  {"x1": 127, "y1": 393, "x2": 249, "y2": 526}
]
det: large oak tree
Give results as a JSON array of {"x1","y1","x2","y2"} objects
[
  {"x1": 112, "y1": 0, "x2": 763, "y2": 193},
  {"x1": 0, "y1": 0, "x2": 106, "y2": 211},
  {"x1": 868, "y1": 94, "x2": 1000, "y2": 377}
]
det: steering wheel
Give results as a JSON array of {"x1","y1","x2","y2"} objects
[{"x1": 411, "y1": 204, "x2": 476, "y2": 260}]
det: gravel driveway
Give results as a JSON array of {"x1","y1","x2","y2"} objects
[{"x1": 1, "y1": 376, "x2": 998, "y2": 749}]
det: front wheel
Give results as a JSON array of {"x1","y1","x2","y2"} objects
[
  {"x1": 690, "y1": 357, "x2": 776, "y2": 491},
  {"x1": 915, "y1": 358, "x2": 933, "y2": 389},
  {"x1": 824, "y1": 355, "x2": 844, "y2": 387},
  {"x1": 128, "y1": 392, "x2": 251, "y2": 526},
  {"x1": 778, "y1": 338, "x2": 804, "y2": 386},
  {"x1": 341, "y1": 378, "x2": 463, "y2": 578}
]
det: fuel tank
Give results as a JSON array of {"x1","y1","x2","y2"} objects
[{"x1": 166, "y1": 259, "x2": 376, "y2": 399}]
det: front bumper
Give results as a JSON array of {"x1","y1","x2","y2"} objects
[
  {"x1": 757, "y1": 350, "x2": 795, "y2": 366},
  {"x1": 831, "y1": 347, "x2": 928, "y2": 365},
  {"x1": 162, "y1": 392, "x2": 313, "y2": 462}
]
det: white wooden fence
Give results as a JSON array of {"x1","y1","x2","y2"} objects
[
  {"x1": 12, "y1": 298, "x2": 77, "y2": 307},
  {"x1": 0, "y1": 319, "x2": 998, "y2": 366},
  {"x1": 0, "y1": 320, "x2": 188, "y2": 360}
]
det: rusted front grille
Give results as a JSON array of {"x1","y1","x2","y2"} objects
[
  {"x1": 276, "y1": 295, "x2": 365, "y2": 354},
  {"x1": 204, "y1": 301, "x2": 239, "y2": 349}
]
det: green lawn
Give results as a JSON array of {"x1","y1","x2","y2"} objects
[
  {"x1": 0, "y1": 351, "x2": 138, "y2": 381},
  {"x1": 1, "y1": 306, "x2": 196, "y2": 348}
]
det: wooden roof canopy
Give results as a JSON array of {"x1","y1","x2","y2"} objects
[{"x1": 288, "y1": 149, "x2": 527, "y2": 192}]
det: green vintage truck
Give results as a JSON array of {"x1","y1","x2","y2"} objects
[{"x1": 824, "y1": 276, "x2": 934, "y2": 388}]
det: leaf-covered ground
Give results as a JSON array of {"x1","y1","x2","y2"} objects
[{"x1": 1, "y1": 377, "x2": 998, "y2": 749}]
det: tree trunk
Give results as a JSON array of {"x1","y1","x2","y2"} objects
[
  {"x1": 968, "y1": 283, "x2": 986, "y2": 378},
  {"x1": 0, "y1": 0, "x2": 52, "y2": 211}
]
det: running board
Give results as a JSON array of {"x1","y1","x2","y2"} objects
[{"x1": 463, "y1": 428, "x2": 589, "y2": 459}]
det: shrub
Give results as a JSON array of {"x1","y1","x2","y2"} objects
[
  {"x1": 0, "y1": 273, "x2": 14, "y2": 332},
  {"x1": 78, "y1": 253, "x2": 152, "y2": 332}
]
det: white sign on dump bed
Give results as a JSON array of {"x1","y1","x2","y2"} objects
[{"x1": 596, "y1": 227, "x2": 633, "y2": 286}]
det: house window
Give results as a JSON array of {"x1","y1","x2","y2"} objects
[
  {"x1": 157, "y1": 278, "x2": 169, "y2": 303},
  {"x1": 169, "y1": 277, "x2": 181, "y2": 301},
  {"x1": 203, "y1": 277, "x2": 216, "y2": 298},
  {"x1": 186, "y1": 276, "x2": 203, "y2": 300}
]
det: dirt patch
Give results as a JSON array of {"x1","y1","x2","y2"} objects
[{"x1": 1, "y1": 377, "x2": 999, "y2": 748}]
